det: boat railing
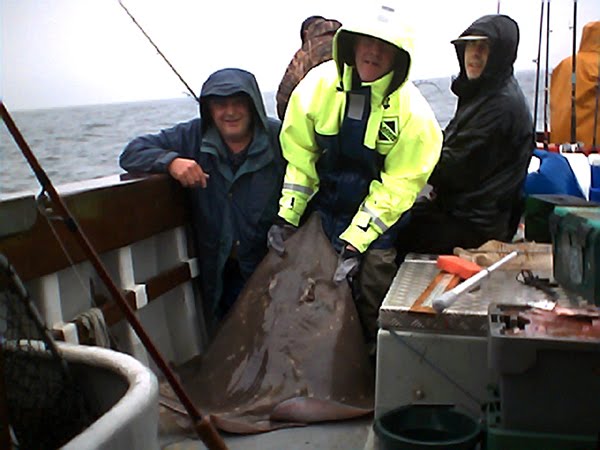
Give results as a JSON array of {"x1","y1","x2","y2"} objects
[{"x1": 0, "y1": 173, "x2": 208, "y2": 368}]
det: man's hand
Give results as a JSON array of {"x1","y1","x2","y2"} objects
[
  {"x1": 267, "y1": 221, "x2": 297, "y2": 256},
  {"x1": 333, "y1": 245, "x2": 361, "y2": 284},
  {"x1": 168, "y1": 157, "x2": 210, "y2": 188}
]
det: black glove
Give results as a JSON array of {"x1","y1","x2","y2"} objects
[
  {"x1": 267, "y1": 220, "x2": 297, "y2": 256},
  {"x1": 333, "y1": 246, "x2": 362, "y2": 283}
]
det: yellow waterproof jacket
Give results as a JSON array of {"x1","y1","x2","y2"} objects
[{"x1": 278, "y1": 11, "x2": 442, "y2": 252}]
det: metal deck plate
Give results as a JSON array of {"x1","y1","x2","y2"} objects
[{"x1": 380, "y1": 254, "x2": 585, "y2": 336}]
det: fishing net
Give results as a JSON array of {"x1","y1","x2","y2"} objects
[{"x1": 0, "y1": 254, "x2": 96, "y2": 449}]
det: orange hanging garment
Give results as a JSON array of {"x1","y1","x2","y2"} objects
[{"x1": 550, "y1": 21, "x2": 600, "y2": 148}]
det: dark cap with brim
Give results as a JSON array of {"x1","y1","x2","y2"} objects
[{"x1": 451, "y1": 35, "x2": 488, "y2": 44}]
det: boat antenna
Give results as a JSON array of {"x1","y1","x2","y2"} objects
[
  {"x1": 542, "y1": 0, "x2": 551, "y2": 151},
  {"x1": 117, "y1": 0, "x2": 200, "y2": 104},
  {"x1": 533, "y1": 0, "x2": 545, "y2": 137},
  {"x1": 569, "y1": 0, "x2": 578, "y2": 144},
  {"x1": 0, "y1": 102, "x2": 227, "y2": 450}
]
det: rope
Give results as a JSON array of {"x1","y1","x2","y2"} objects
[
  {"x1": 37, "y1": 193, "x2": 119, "y2": 348},
  {"x1": 386, "y1": 328, "x2": 483, "y2": 417}
]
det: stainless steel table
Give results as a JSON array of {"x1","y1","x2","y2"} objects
[{"x1": 375, "y1": 253, "x2": 585, "y2": 418}]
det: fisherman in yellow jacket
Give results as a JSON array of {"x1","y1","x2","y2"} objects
[
  {"x1": 268, "y1": 4, "x2": 442, "y2": 353},
  {"x1": 550, "y1": 20, "x2": 600, "y2": 149}
]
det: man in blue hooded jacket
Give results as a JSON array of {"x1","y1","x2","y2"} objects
[{"x1": 120, "y1": 68, "x2": 285, "y2": 331}]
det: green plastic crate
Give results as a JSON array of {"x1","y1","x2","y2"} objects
[
  {"x1": 550, "y1": 206, "x2": 600, "y2": 305},
  {"x1": 486, "y1": 405, "x2": 598, "y2": 450},
  {"x1": 525, "y1": 194, "x2": 596, "y2": 243}
]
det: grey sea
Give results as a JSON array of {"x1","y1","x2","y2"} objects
[{"x1": 0, "y1": 71, "x2": 541, "y2": 196}]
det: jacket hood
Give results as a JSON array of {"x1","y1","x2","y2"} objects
[
  {"x1": 579, "y1": 21, "x2": 600, "y2": 54},
  {"x1": 199, "y1": 68, "x2": 269, "y2": 132},
  {"x1": 332, "y1": 4, "x2": 414, "y2": 98},
  {"x1": 304, "y1": 17, "x2": 342, "y2": 44},
  {"x1": 452, "y1": 14, "x2": 519, "y2": 95}
]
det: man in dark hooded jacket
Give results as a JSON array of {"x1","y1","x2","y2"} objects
[
  {"x1": 120, "y1": 68, "x2": 285, "y2": 330},
  {"x1": 396, "y1": 14, "x2": 534, "y2": 255},
  {"x1": 275, "y1": 15, "x2": 342, "y2": 120}
]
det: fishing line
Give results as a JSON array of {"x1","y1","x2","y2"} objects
[
  {"x1": 117, "y1": 0, "x2": 199, "y2": 104},
  {"x1": 37, "y1": 193, "x2": 120, "y2": 348},
  {"x1": 387, "y1": 328, "x2": 483, "y2": 418}
]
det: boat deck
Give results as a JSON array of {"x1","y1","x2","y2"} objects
[{"x1": 160, "y1": 416, "x2": 376, "y2": 450}]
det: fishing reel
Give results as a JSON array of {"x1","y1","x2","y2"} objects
[{"x1": 559, "y1": 141, "x2": 585, "y2": 153}]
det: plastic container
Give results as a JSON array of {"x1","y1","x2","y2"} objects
[
  {"x1": 373, "y1": 404, "x2": 481, "y2": 450},
  {"x1": 486, "y1": 403, "x2": 597, "y2": 450},
  {"x1": 590, "y1": 186, "x2": 600, "y2": 202},
  {"x1": 488, "y1": 303, "x2": 600, "y2": 434},
  {"x1": 550, "y1": 205, "x2": 600, "y2": 305},
  {"x1": 524, "y1": 194, "x2": 597, "y2": 243},
  {"x1": 589, "y1": 154, "x2": 600, "y2": 187}
]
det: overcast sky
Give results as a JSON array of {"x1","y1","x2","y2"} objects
[{"x1": 1, "y1": 0, "x2": 598, "y2": 110}]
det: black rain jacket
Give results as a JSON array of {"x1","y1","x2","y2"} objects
[{"x1": 428, "y1": 14, "x2": 534, "y2": 240}]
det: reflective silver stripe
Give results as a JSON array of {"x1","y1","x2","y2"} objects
[
  {"x1": 283, "y1": 182, "x2": 313, "y2": 196},
  {"x1": 361, "y1": 205, "x2": 389, "y2": 232},
  {"x1": 347, "y1": 92, "x2": 367, "y2": 120}
]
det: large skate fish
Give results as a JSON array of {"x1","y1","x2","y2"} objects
[{"x1": 161, "y1": 213, "x2": 374, "y2": 434}]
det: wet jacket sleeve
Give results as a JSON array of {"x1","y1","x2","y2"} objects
[
  {"x1": 428, "y1": 99, "x2": 511, "y2": 191},
  {"x1": 277, "y1": 80, "x2": 325, "y2": 228},
  {"x1": 340, "y1": 101, "x2": 443, "y2": 252},
  {"x1": 119, "y1": 119, "x2": 201, "y2": 173}
]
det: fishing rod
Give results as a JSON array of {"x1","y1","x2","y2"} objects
[
  {"x1": 570, "y1": 0, "x2": 578, "y2": 144},
  {"x1": 0, "y1": 102, "x2": 227, "y2": 450},
  {"x1": 542, "y1": 0, "x2": 551, "y2": 151},
  {"x1": 594, "y1": 53, "x2": 600, "y2": 152},
  {"x1": 117, "y1": 0, "x2": 199, "y2": 103},
  {"x1": 533, "y1": 0, "x2": 545, "y2": 137}
]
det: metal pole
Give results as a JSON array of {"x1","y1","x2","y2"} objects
[
  {"x1": 533, "y1": 0, "x2": 545, "y2": 137},
  {"x1": 0, "y1": 350, "x2": 12, "y2": 449},
  {"x1": 593, "y1": 54, "x2": 600, "y2": 152},
  {"x1": 570, "y1": 0, "x2": 578, "y2": 144},
  {"x1": 432, "y1": 251, "x2": 518, "y2": 313},
  {"x1": 543, "y1": 0, "x2": 551, "y2": 150},
  {"x1": 0, "y1": 102, "x2": 227, "y2": 450}
]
